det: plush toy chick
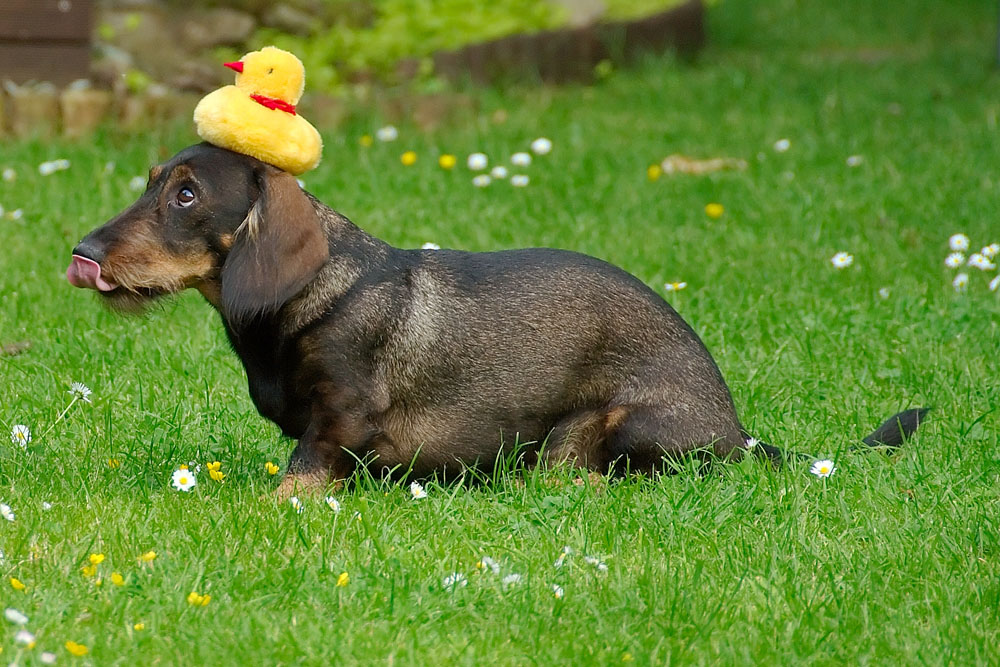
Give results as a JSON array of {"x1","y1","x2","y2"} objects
[{"x1": 193, "y1": 46, "x2": 322, "y2": 175}]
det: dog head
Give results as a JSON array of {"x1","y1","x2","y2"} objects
[{"x1": 67, "y1": 143, "x2": 329, "y2": 324}]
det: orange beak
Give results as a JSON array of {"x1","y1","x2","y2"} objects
[{"x1": 224, "y1": 61, "x2": 244, "y2": 73}]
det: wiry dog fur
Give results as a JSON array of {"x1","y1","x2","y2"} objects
[{"x1": 69, "y1": 144, "x2": 926, "y2": 494}]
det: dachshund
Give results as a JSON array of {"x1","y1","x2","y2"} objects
[{"x1": 67, "y1": 143, "x2": 926, "y2": 495}]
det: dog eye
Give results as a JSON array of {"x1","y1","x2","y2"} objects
[{"x1": 176, "y1": 187, "x2": 196, "y2": 207}]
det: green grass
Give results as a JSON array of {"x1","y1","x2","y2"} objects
[{"x1": 2, "y1": 0, "x2": 1000, "y2": 662}]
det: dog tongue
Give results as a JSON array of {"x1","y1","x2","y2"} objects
[{"x1": 66, "y1": 255, "x2": 118, "y2": 291}]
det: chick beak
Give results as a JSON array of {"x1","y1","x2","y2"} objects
[{"x1": 224, "y1": 61, "x2": 244, "y2": 73}]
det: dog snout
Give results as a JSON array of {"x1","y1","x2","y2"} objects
[
  {"x1": 67, "y1": 239, "x2": 118, "y2": 292},
  {"x1": 71, "y1": 239, "x2": 107, "y2": 264}
]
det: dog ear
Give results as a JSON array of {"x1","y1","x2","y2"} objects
[{"x1": 221, "y1": 166, "x2": 329, "y2": 325}]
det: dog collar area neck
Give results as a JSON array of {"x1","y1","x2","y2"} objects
[{"x1": 250, "y1": 94, "x2": 297, "y2": 115}]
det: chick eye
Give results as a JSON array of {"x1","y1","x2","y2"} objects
[
  {"x1": 267, "y1": 68, "x2": 274, "y2": 74},
  {"x1": 176, "y1": 187, "x2": 196, "y2": 207}
]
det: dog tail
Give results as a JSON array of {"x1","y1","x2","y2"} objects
[{"x1": 745, "y1": 407, "x2": 930, "y2": 465}]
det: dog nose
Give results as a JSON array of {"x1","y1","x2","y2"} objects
[{"x1": 71, "y1": 239, "x2": 106, "y2": 264}]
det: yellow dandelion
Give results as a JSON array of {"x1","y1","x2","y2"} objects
[
  {"x1": 111, "y1": 572, "x2": 124, "y2": 586},
  {"x1": 359, "y1": 134, "x2": 373, "y2": 147},
  {"x1": 206, "y1": 461, "x2": 221, "y2": 472},
  {"x1": 209, "y1": 469, "x2": 225, "y2": 483},
  {"x1": 138, "y1": 550, "x2": 157, "y2": 563},
  {"x1": 179, "y1": 464, "x2": 188, "y2": 470},
  {"x1": 622, "y1": 652, "x2": 634, "y2": 662},
  {"x1": 401, "y1": 151, "x2": 418, "y2": 166},
  {"x1": 107, "y1": 458, "x2": 121, "y2": 469},
  {"x1": 133, "y1": 623, "x2": 145, "y2": 631},
  {"x1": 647, "y1": 164, "x2": 662, "y2": 181},
  {"x1": 265, "y1": 462, "x2": 279, "y2": 475},
  {"x1": 65, "y1": 641, "x2": 88, "y2": 656},
  {"x1": 95, "y1": 578, "x2": 103, "y2": 587},
  {"x1": 337, "y1": 572, "x2": 349, "y2": 587},
  {"x1": 81, "y1": 564, "x2": 97, "y2": 578},
  {"x1": 10, "y1": 577, "x2": 25, "y2": 591},
  {"x1": 89, "y1": 553, "x2": 105, "y2": 565},
  {"x1": 704, "y1": 203, "x2": 724, "y2": 219},
  {"x1": 438, "y1": 154, "x2": 457, "y2": 170}
]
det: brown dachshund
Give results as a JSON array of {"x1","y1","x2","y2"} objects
[{"x1": 67, "y1": 144, "x2": 926, "y2": 494}]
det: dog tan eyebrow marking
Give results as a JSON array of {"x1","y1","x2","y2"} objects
[{"x1": 148, "y1": 165, "x2": 163, "y2": 183}]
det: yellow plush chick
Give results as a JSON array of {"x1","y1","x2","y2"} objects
[{"x1": 193, "y1": 46, "x2": 322, "y2": 175}]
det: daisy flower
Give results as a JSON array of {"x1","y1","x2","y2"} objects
[
  {"x1": 982, "y1": 243, "x2": 1000, "y2": 259},
  {"x1": 10, "y1": 424, "x2": 30, "y2": 448},
  {"x1": 968, "y1": 253, "x2": 997, "y2": 271},
  {"x1": 442, "y1": 573, "x2": 467, "y2": 590},
  {"x1": 809, "y1": 459, "x2": 836, "y2": 478},
  {"x1": 744, "y1": 437, "x2": 759, "y2": 449},
  {"x1": 472, "y1": 174, "x2": 491, "y2": 188},
  {"x1": 878, "y1": 287, "x2": 891, "y2": 299},
  {"x1": 554, "y1": 545, "x2": 573, "y2": 568},
  {"x1": 551, "y1": 584, "x2": 565, "y2": 599},
  {"x1": 325, "y1": 496, "x2": 342, "y2": 512},
  {"x1": 410, "y1": 481, "x2": 427, "y2": 500},
  {"x1": 129, "y1": 176, "x2": 146, "y2": 191},
  {"x1": 171, "y1": 467, "x2": 196, "y2": 492},
  {"x1": 990, "y1": 275, "x2": 1000, "y2": 292},
  {"x1": 68, "y1": 382, "x2": 92, "y2": 402},
  {"x1": 953, "y1": 272, "x2": 969, "y2": 292},
  {"x1": 845, "y1": 155, "x2": 863, "y2": 167},
  {"x1": 289, "y1": 496, "x2": 304, "y2": 514},
  {"x1": 704, "y1": 203, "x2": 724, "y2": 219},
  {"x1": 583, "y1": 555, "x2": 608, "y2": 572},
  {"x1": 949, "y1": 233, "x2": 970, "y2": 252},
  {"x1": 945, "y1": 252, "x2": 965, "y2": 268},
  {"x1": 15, "y1": 629, "x2": 35, "y2": 646},
  {"x1": 2, "y1": 167, "x2": 15, "y2": 182},
  {"x1": 664, "y1": 281, "x2": 687, "y2": 292},
  {"x1": 490, "y1": 165, "x2": 508, "y2": 179},
  {"x1": 510, "y1": 175, "x2": 530, "y2": 187},
  {"x1": 4, "y1": 607, "x2": 28, "y2": 625},
  {"x1": 337, "y1": 572, "x2": 349, "y2": 587},
  {"x1": 438, "y1": 154, "x2": 456, "y2": 169},
  {"x1": 830, "y1": 252, "x2": 854, "y2": 269},
  {"x1": 1, "y1": 503, "x2": 14, "y2": 522},
  {"x1": 467, "y1": 153, "x2": 488, "y2": 171},
  {"x1": 502, "y1": 573, "x2": 523, "y2": 587},
  {"x1": 510, "y1": 152, "x2": 532, "y2": 167},
  {"x1": 530, "y1": 137, "x2": 553, "y2": 155},
  {"x1": 773, "y1": 138, "x2": 791, "y2": 153},
  {"x1": 421, "y1": 242, "x2": 441, "y2": 250},
  {"x1": 375, "y1": 125, "x2": 398, "y2": 142},
  {"x1": 477, "y1": 556, "x2": 500, "y2": 574},
  {"x1": 41, "y1": 652, "x2": 57, "y2": 664}
]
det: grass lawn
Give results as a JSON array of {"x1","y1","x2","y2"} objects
[{"x1": 2, "y1": 0, "x2": 999, "y2": 663}]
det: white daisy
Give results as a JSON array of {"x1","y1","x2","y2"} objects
[
  {"x1": 945, "y1": 252, "x2": 965, "y2": 268},
  {"x1": 14, "y1": 629, "x2": 35, "y2": 646},
  {"x1": 982, "y1": 243, "x2": 1000, "y2": 259},
  {"x1": 551, "y1": 584, "x2": 565, "y2": 599},
  {"x1": 502, "y1": 573, "x2": 523, "y2": 587},
  {"x1": 830, "y1": 252, "x2": 854, "y2": 269},
  {"x1": 467, "y1": 153, "x2": 488, "y2": 171},
  {"x1": 510, "y1": 175, "x2": 530, "y2": 187},
  {"x1": 773, "y1": 138, "x2": 791, "y2": 152},
  {"x1": 375, "y1": 125, "x2": 398, "y2": 142},
  {"x1": 949, "y1": 233, "x2": 970, "y2": 252},
  {"x1": 128, "y1": 176, "x2": 146, "y2": 191},
  {"x1": 530, "y1": 137, "x2": 553, "y2": 155},
  {"x1": 68, "y1": 382, "x2": 92, "y2": 402},
  {"x1": 845, "y1": 155, "x2": 863, "y2": 167},
  {"x1": 410, "y1": 481, "x2": 427, "y2": 500},
  {"x1": 325, "y1": 496, "x2": 342, "y2": 512},
  {"x1": 744, "y1": 437, "x2": 759, "y2": 449},
  {"x1": 421, "y1": 242, "x2": 441, "y2": 250},
  {"x1": 2, "y1": 167, "x2": 15, "y2": 182},
  {"x1": 8, "y1": 209, "x2": 22, "y2": 221},
  {"x1": 878, "y1": 287, "x2": 891, "y2": 299},
  {"x1": 170, "y1": 468, "x2": 196, "y2": 492},
  {"x1": 289, "y1": 496, "x2": 304, "y2": 514},
  {"x1": 490, "y1": 166, "x2": 508, "y2": 179},
  {"x1": 664, "y1": 281, "x2": 687, "y2": 292},
  {"x1": 0, "y1": 503, "x2": 14, "y2": 521},
  {"x1": 583, "y1": 555, "x2": 608, "y2": 572},
  {"x1": 41, "y1": 501, "x2": 52, "y2": 511},
  {"x1": 968, "y1": 253, "x2": 997, "y2": 271},
  {"x1": 10, "y1": 425, "x2": 30, "y2": 448},
  {"x1": 809, "y1": 459, "x2": 836, "y2": 478},
  {"x1": 472, "y1": 174, "x2": 492, "y2": 188},
  {"x1": 4, "y1": 607, "x2": 28, "y2": 625},
  {"x1": 510, "y1": 152, "x2": 532, "y2": 167},
  {"x1": 990, "y1": 275, "x2": 1000, "y2": 292},
  {"x1": 953, "y1": 272, "x2": 969, "y2": 292},
  {"x1": 442, "y1": 572, "x2": 467, "y2": 590},
  {"x1": 41, "y1": 652, "x2": 57, "y2": 664},
  {"x1": 478, "y1": 555, "x2": 500, "y2": 574}
]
